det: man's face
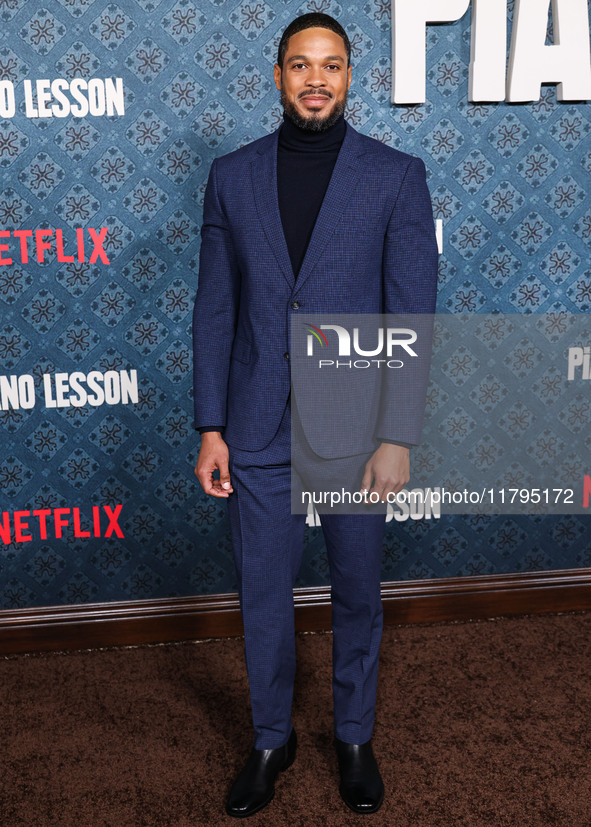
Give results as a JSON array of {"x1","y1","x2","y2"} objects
[{"x1": 274, "y1": 27, "x2": 351, "y2": 132}]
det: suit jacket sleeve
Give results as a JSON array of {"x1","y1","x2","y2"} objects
[
  {"x1": 192, "y1": 159, "x2": 240, "y2": 430},
  {"x1": 374, "y1": 156, "x2": 438, "y2": 445}
]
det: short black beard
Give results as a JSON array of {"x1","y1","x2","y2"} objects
[{"x1": 280, "y1": 86, "x2": 347, "y2": 133}]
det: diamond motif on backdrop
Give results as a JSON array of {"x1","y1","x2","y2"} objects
[
  {"x1": 0, "y1": 186, "x2": 32, "y2": 223},
  {"x1": 196, "y1": 32, "x2": 239, "y2": 78},
  {"x1": 482, "y1": 182, "x2": 524, "y2": 225},
  {"x1": 467, "y1": 434, "x2": 503, "y2": 471},
  {"x1": 126, "y1": 109, "x2": 170, "y2": 156},
  {"x1": 511, "y1": 212, "x2": 552, "y2": 256},
  {"x1": 18, "y1": 152, "x2": 64, "y2": 200},
  {"x1": 0, "y1": 266, "x2": 32, "y2": 304},
  {"x1": 26, "y1": 547, "x2": 67, "y2": 586},
  {"x1": 21, "y1": 289, "x2": 65, "y2": 333},
  {"x1": 123, "y1": 248, "x2": 168, "y2": 291},
  {"x1": 55, "y1": 120, "x2": 101, "y2": 161},
  {"x1": 227, "y1": 64, "x2": 271, "y2": 112},
  {"x1": 0, "y1": 456, "x2": 33, "y2": 496},
  {"x1": 157, "y1": 141, "x2": 201, "y2": 185},
  {"x1": 58, "y1": 448, "x2": 99, "y2": 489},
  {"x1": 90, "y1": 5, "x2": 136, "y2": 50},
  {"x1": 439, "y1": 406, "x2": 477, "y2": 446},
  {"x1": 91, "y1": 543, "x2": 130, "y2": 577},
  {"x1": 123, "y1": 178, "x2": 169, "y2": 223},
  {"x1": 154, "y1": 470, "x2": 193, "y2": 509},
  {"x1": 19, "y1": 8, "x2": 66, "y2": 55},
  {"x1": 0, "y1": 47, "x2": 29, "y2": 84},
  {"x1": 126, "y1": 38, "x2": 170, "y2": 84},
  {"x1": 361, "y1": 56, "x2": 391, "y2": 104},
  {"x1": 156, "y1": 278, "x2": 192, "y2": 322},
  {"x1": 560, "y1": 395, "x2": 591, "y2": 435},
  {"x1": 516, "y1": 144, "x2": 558, "y2": 187},
  {"x1": 160, "y1": 72, "x2": 206, "y2": 119},
  {"x1": 549, "y1": 109, "x2": 590, "y2": 152},
  {"x1": 545, "y1": 175, "x2": 584, "y2": 219},
  {"x1": 55, "y1": 42, "x2": 100, "y2": 78},
  {"x1": 91, "y1": 282, "x2": 135, "y2": 326},
  {"x1": 161, "y1": 1, "x2": 206, "y2": 46},
  {"x1": 91, "y1": 147, "x2": 135, "y2": 192},
  {"x1": 469, "y1": 374, "x2": 509, "y2": 414},
  {"x1": 192, "y1": 100, "x2": 236, "y2": 147},
  {"x1": 449, "y1": 216, "x2": 490, "y2": 259},
  {"x1": 488, "y1": 113, "x2": 530, "y2": 159},
  {"x1": 566, "y1": 271, "x2": 591, "y2": 311},
  {"x1": 0, "y1": 324, "x2": 30, "y2": 369},
  {"x1": 428, "y1": 51, "x2": 466, "y2": 97},
  {"x1": 100, "y1": 215, "x2": 135, "y2": 260},
  {"x1": 363, "y1": 0, "x2": 390, "y2": 31},
  {"x1": 55, "y1": 262, "x2": 101, "y2": 297},
  {"x1": 25, "y1": 421, "x2": 68, "y2": 461},
  {"x1": 55, "y1": 184, "x2": 100, "y2": 227},
  {"x1": 156, "y1": 340, "x2": 191, "y2": 383},
  {"x1": 442, "y1": 346, "x2": 480, "y2": 386},
  {"x1": 154, "y1": 531, "x2": 192, "y2": 567},
  {"x1": 445, "y1": 281, "x2": 487, "y2": 313},
  {"x1": 156, "y1": 406, "x2": 191, "y2": 449},
  {"x1": 0, "y1": 120, "x2": 29, "y2": 169},
  {"x1": 453, "y1": 149, "x2": 493, "y2": 195},
  {"x1": 540, "y1": 243, "x2": 580, "y2": 285},
  {"x1": 392, "y1": 101, "x2": 434, "y2": 134},
  {"x1": 344, "y1": 92, "x2": 372, "y2": 128},
  {"x1": 229, "y1": 0, "x2": 276, "y2": 40},
  {"x1": 156, "y1": 209, "x2": 198, "y2": 254},
  {"x1": 126, "y1": 313, "x2": 169, "y2": 355},
  {"x1": 56, "y1": 320, "x2": 100, "y2": 362},
  {"x1": 422, "y1": 118, "x2": 463, "y2": 163},
  {"x1": 122, "y1": 443, "x2": 163, "y2": 482},
  {"x1": 509, "y1": 274, "x2": 549, "y2": 311},
  {"x1": 479, "y1": 245, "x2": 521, "y2": 289},
  {"x1": 54, "y1": 0, "x2": 93, "y2": 17},
  {"x1": 88, "y1": 415, "x2": 131, "y2": 455}
]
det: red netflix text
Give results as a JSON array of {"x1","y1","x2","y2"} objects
[
  {"x1": 0, "y1": 505, "x2": 124, "y2": 544},
  {"x1": 0, "y1": 227, "x2": 110, "y2": 266}
]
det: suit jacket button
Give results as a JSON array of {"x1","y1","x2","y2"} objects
[
  {"x1": 284, "y1": 352, "x2": 290, "y2": 361},
  {"x1": 290, "y1": 301, "x2": 300, "y2": 310}
]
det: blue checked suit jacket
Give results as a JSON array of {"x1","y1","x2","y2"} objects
[{"x1": 192, "y1": 121, "x2": 438, "y2": 456}]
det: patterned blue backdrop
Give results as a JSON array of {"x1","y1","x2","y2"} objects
[{"x1": 0, "y1": 0, "x2": 590, "y2": 609}]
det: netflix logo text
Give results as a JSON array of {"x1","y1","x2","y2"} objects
[{"x1": 0, "y1": 505, "x2": 124, "y2": 545}]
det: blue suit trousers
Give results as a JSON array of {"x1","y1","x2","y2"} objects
[{"x1": 226, "y1": 396, "x2": 385, "y2": 749}]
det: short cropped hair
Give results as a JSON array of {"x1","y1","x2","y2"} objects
[{"x1": 276, "y1": 13, "x2": 351, "y2": 69}]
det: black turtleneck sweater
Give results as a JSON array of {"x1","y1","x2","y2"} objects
[{"x1": 277, "y1": 111, "x2": 346, "y2": 278}]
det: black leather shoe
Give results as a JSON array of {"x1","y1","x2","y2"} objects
[
  {"x1": 335, "y1": 737, "x2": 384, "y2": 814},
  {"x1": 225, "y1": 728, "x2": 297, "y2": 818}
]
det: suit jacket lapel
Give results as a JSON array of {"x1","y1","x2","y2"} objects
[
  {"x1": 294, "y1": 123, "x2": 366, "y2": 294},
  {"x1": 251, "y1": 130, "x2": 295, "y2": 290},
  {"x1": 250, "y1": 122, "x2": 367, "y2": 293}
]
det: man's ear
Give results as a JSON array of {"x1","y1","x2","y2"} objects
[
  {"x1": 274, "y1": 63, "x2": 282, "y2": 92},
  {"x1": 347, "y1": 64, "x2": 352, "y2": 91}
]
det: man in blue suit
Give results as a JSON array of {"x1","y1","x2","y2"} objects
[{"x1": 193, "y1": 12, "x2": 438, "y2": 818}]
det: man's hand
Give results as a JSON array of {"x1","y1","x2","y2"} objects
[
  {"x1": 195, "y1": 431, "x2": 234, "y2": 498},
  {"x1": 360, "y1": 443, "x2": 409, "y2": 502}
]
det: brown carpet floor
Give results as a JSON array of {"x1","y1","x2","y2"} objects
[{"x1": 1, "y1": 613, "x2": 591, "y2": 826}]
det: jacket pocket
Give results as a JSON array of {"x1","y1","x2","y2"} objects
[{"x1": 230, "y1": 335, "x2": 251, "y2": 365}]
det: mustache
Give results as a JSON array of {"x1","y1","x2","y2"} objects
[{"x1": 298, "y1": 89, "x2": 333, "y2": 100}]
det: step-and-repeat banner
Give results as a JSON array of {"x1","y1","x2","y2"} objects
[{"x1": 0, "y1": 1, "x2": 590, "y2": 608}]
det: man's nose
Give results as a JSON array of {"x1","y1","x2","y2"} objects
[{"x1": 307, "y1": 69, "x2": 325, "y2": 86}]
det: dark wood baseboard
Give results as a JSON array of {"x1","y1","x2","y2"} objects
[{"x1": 1, "y1": 568, "x2": 590, "y2": 655}]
